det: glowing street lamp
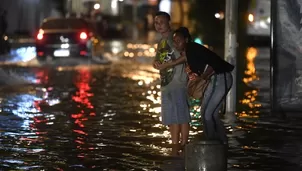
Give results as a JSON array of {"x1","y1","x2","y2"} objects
[{"x1": 94, "y1": 3, "x2": 100, "y2": 10}]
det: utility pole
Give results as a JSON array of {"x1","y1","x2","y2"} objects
[{"x1": 224, "y1": 0, "x2": 238, "y2": 113}]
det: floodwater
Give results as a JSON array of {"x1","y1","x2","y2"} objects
[{"x1": 0, "y1": 43, "x2": 301, "y2": 171}]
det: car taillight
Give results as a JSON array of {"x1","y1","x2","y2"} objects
[
  {"x1": 80, "y1": 32, "x2": 87, "y2": 40},
  {"x1": 37, "y1": 29, "x2": 44, "y2": 40},
  {"x1": 37, "y1": 33, "x2": 43, "y2": 40}
]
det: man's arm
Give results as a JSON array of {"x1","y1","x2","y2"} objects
[{"x1": 153, "y1": 43, "x2": 161, "y2": 69}]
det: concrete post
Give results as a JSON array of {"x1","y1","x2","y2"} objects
[
  {"x1": 185, "y1": 141, "x2": 227, "y2": 171},
  {"x1": 224, "y1": 0, "x2": 238, "y2": 113}
]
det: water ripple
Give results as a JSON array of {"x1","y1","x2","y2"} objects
[{"x1": 0, "y1": 47, "x2": 302, "y2": 170}]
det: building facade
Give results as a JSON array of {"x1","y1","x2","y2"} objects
[{"x1": 0, "y1": 0, "x2": 63, "y2": 36}]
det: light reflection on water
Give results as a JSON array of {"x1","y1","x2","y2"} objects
[
  {"x1": 0, "y1": 45, "x2": 301, "y2": 170},
  {"x1": 10, "y1": 46, "x2": 36, "y2": 63},
  {"x1": 238, "y1": 47, "x2": 262, "y2": 118},
  {"x1": 229, "y1": 46, "x2": 302, "y2": 170}
]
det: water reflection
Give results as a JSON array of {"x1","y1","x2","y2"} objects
[
  {"x1": 1, "y1": 45, "x2": 302, "y2": 170},
  {"x1": 243, "y1": 47, "x2": 259, "y2": 84},
  {"x1": 121, "y1": 58, "x2": 204, "y2": 159},
  {"x1": 10, "y1": 46, "x2": 36, "y2": 63},
  {"x1": 124, "y1": 43, "x2": 157, "y2": 58},
  {"x1": 71, "y1": 68, "x2": 95, "y2": 160},
  {"x1": 238, "y1": 47, "x2": 262, "y2": 118}
]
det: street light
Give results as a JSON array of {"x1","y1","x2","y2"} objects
[
  {"x1": 215, "y1": 12, "x2": 225, "y2": 20},
  {"x1": 248, "y1": 13, "x2": 254, "y2": 22},
  {"x1": 94, "y1": 3, "x2": 100, "y2": 10},
  {"x1": 215, "y1": 13, "x2": 221, "y2": 19}
]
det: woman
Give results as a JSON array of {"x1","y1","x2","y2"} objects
[{"x1": 157, "y1": 27, "x2": 234, "y2": 144}]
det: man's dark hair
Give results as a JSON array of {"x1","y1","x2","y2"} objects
[
  {"x1": 155, "y1": 11, "x2": 171, "y2": 21},
  {"x1": 174, "y1": 27, "x2": 192, "y2": 42}
]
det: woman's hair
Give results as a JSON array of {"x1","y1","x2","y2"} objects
[{"x1": 174, "y1": 27, "x2": 192, "y2": 42}]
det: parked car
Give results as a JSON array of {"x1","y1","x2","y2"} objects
[{"x1": 35, "y1": 17, "x2": 101, "y2": 61}]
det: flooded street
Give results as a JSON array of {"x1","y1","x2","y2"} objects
[{"x1": 0, "y1": 43, "x2": 301, "y2": 171}]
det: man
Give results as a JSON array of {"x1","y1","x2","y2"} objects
[{"x1": 152, "y1": 11, "x2": 190, "y2": 155}]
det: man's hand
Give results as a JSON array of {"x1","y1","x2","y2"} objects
[
  {"x1": 153, "y1": 61, "x2": 161, "y2": 70},
  {"x1": 156, "y1": 62, "x2": 171, "y2": 70}
]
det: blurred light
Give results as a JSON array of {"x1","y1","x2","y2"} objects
[
  {"x1": 259, "y1": 21, "x2": 268, "y2": 28},
  {"x1": 13, "y1": 46, "x2": 36, "y2": 62},
  {"x1": 37, "y1": 29, "x2": 44, "y2": 40},
  {"x1": 124, "y1": 51, "x2": 129, "y2": 56},
  {"x1": 239, "y1": 47, "x2": 261, "y2": 114},
  {"x1": 112, "y1": 47, "x2": 119, "y2": 54},
  {"x1": 267, "y1": 17, "x2": 271, "y2": 23},
  {"x1": 54, "y1": 50, "x2": 70, "y2": 57},
  {"x1": 61, "y1": 43, "x2": 69, "y2": 49},
  {"x1": 159, "y1": 0, "x2": 171, "y2": 14},
  {"x1": 80, "y1": 51, "x2": 87, "y2": 55},
  {"x1": 248, "y1": 14, "x2": 254, "y2": 22},
  {"x1": 215, "y1": 12, "x2": 224, "y2": 20},
  {"x1": 80, "y1": 32, "x2": 88, "y2": 40},
  {"x1": 111, "y1": 0, "x2": 118, "y2": 15},
  {"x1": 94, "y1": 3, "x2": 100, "y2": 10},
  {"x1": 37, "y1": 33, "x2": 43, "y2": 40},
  {"x1": 37, "y1": 52, "x2": 44, "y2": 56},
  {"x1": 149, "y1": 47, "x2": 155, "y2": 53},
  {"x1": 111, "y1": 0, "x2": 117, "y2": 8},
  {"x1": 37, "y1": 30, "x2": 44, "y2": 40},
  {"x1": 194, "y1": 38, "x2": 203, "y2": 45},
  {"x1": 129, "y1": 52, "x2": 134, "y2": 58}
]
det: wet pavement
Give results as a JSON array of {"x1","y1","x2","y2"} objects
[{"x1": 0, "y1": 42, "x2": 302, "y2": 171}]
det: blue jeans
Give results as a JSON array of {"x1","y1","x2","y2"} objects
[{"x1": 201, "y1": 72, "x2": 233, "y2": 143}]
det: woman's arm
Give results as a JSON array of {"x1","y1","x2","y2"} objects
[
  {"x1": 155, "y1": 55, "x2": 186, "y2": 70},
  {"x1": 201, "y1": 65, "x2": 215, "y2": 80}
]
